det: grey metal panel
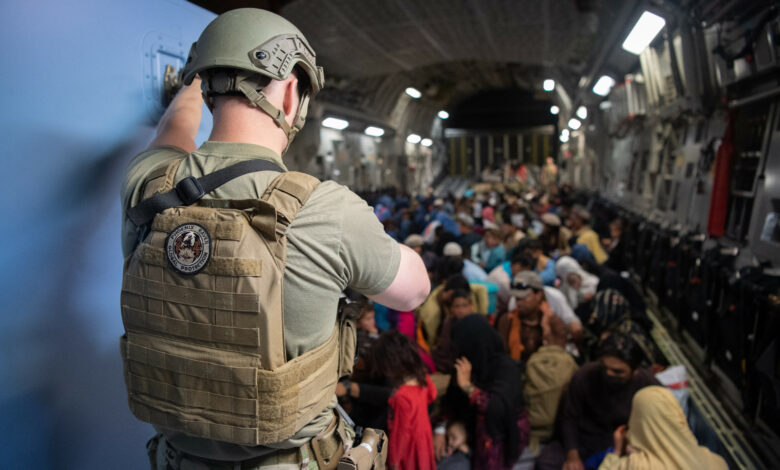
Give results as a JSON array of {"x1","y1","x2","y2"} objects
[{"x1": 748, "y1": 98, "x2": 780, "y2": 265}]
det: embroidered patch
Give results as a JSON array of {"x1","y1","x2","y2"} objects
[{"x1": 165, "y1": 223, "x2": 212, "y2": 275}]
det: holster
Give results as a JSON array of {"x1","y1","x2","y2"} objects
[
  {"x1": 310, "y1": 411, "x2": 350, "y2": 470},
  {"x1": 338, "y1": 428, "x2": 387, "y2": 470},
  {"x1": 145, "y1": 433, "x2": 161, "y2": 470},
  {"x1": 337, "y1": 299, "x2": 360, "y2": 379}
]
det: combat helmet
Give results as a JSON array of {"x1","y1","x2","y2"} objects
[{"x1": 181, "y1": 8, "x2": 325, "y2": 151}]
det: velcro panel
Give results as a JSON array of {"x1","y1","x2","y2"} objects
[
  {"x1": 127, "y1": 374, "x2": 257, "y2": 415},
  {"x1": 119, "y1": 327, "x2": 339, "y2": 446},
  {"x1": 129, "y1": 401, "x2": 259, "y2": 445},
  {"x1": 262, "y1": 172, "x2": 320, "y2": 227},
  {"x1": 141, "y1": 159, "x2": 184, "y2": 199},
  {"x1": 136, "y1": 244, "x2": 262, "y2": 277},
  {"x1": 123, "y1": 306, "x2": 259, "y2": 347},
  {"x1": 255, "y1": 327, "x2": 338, "y2": 391},
  {"x1": 127, "y1": 360, "x2": 257, "y2": 399},
  {"x1": 124, "y1": 341, "x2": 257, "y2": 386},
  {"x1": 123, "y1": 275, "x2": 259, "y2": 312},
  {"x1": 152, "y1": 214, "x2": 244, "y2": 241}
]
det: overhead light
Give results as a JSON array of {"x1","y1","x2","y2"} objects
[
  {"x1": 560, "y1": 134, "x2": 569, "y2": 143},
  {"x1": 364, "y1": 126, "x2": 385, "y2": 137},
  {"x1": 568, "y1": 118, "x2": 582, "y2": 130},
  {"x1": 438, "y1": 110, "x2": 449, "y2": 119},
  {"x1": 622, "y1": 11, "x2": 666, "y2": 55},
  {"x1": 561, "y1": 129, "x2": 570, "y2": 138},
  {"x1": 576, "y1": 106, "x2": 588, "y2": 120},
  {"x1": 543, "y1": 79, "x2": 555, "y2": 91},
  {"x1": 550, "y1": 105, "x2": 560, "y2": 115},
  {"x1": 599, "y1": 101, "x2": 613, "y2": 110},
  {"x1": 405, "y1": 87, "x2": 422, "y2": 99},
  {"x1": 322, "y1": 117, "x2": 349, "y2": 130},
  {"x1": 421, "y1": 138, "x2": 433, "y2": 147},
  {"x1": 406, "y1": 134, "x2": 422, "y2": 144},
  {"x1": 592, "y1": 75, "x2": 616, "y2": 96}
]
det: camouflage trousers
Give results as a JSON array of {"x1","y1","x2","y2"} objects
[{"x1": 147, "y1": 434, "x2": 320, "y2": 470}]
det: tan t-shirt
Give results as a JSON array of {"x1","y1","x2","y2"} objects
[{"x1": 121, "y1": 141, "x2": 401, "y2": 459}]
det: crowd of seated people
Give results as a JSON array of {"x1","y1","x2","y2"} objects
[{"x1": 339, "y1": 183, "x2": 727, "y2": 470}]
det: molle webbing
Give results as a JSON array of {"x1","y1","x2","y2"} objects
[
  {"x1": 121, "y1": 327, "x2": 339, "y2": 445},
  {"x1": 121, "y1": 159, "x2": 330, "y2": 446}
]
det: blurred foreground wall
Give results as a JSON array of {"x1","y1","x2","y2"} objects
[{"x1": 0, "y1": 1, "x2": 215, "y2": 467}]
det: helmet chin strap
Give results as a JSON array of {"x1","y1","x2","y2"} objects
[
  {"x1": 200, "y1": 71, "x2": 309, "y2": 155},
  {"x1": 236, "y1": 76, "x2": 307, "y2": 155}
]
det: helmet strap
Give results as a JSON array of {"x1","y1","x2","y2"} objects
[
  {"x1": 237, "y1": 77, "x2": 307, "y2": 155},
  {"x1": 201, "y1": 71, "x2": 308, "y2": 155}
]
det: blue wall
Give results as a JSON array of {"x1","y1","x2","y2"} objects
[{"x1": 0, "y1": 1, "x2": 215, "y2": 467}]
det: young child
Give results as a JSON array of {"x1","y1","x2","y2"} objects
[
  {"x1": 356, "y1": 301, "x2": 380, "y2": 360},
  {"x1": 437, "y1": 421, "x2": 471, "y2": 470},
  {"x1": 372, "y1": 330, "x2": 438, "y2": 470}
]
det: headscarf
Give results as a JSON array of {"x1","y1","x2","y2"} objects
[
  {"x1": 451, "y1": 314, "x2": 524, "y2": 464},
  {"x1": 605, "y1": 386, "x2": 728, "y2": 470},
  {"x1": 555, "y1": 256, "x2": 599, "y2": 309}
]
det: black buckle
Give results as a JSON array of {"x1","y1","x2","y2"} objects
[{"x1": 175, "y1": 177, "x2": 205, "y2": 205}]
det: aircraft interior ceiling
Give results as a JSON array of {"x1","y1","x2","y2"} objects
[{"x1": 0, "y1": 0, "x2": 779, "y2": 468}]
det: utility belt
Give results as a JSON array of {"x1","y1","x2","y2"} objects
[{"x1": 148, "y1": 411, "x2": 387, "y2": 470}]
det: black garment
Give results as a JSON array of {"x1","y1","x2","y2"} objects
[
  {"x1": 604, "y1": 240, "x2": 627, "y2": 273},
  {"x1": 357, "y1": 330, "x2": 379, "y2": 361},
  {"x1": 561, "y1": 361, "x2": 659, "y2": 457},
  {"x1": 348, "y1": 377, "x2": 393, "y2": 431},
  {"x1": 437, "y1": 450, "x2": 471, "y2": 470},
  {"x1": 432, "y1": 316, "x2": 456, "y2": 373},
  {"x1": 448, "y1": 314, "x2": 525, "y2": 464},
  {"x1": 458, "y1": 232, "x2": 482, "y2": 252},
  {"x1": 435, "y1": 231, "x2": 459, "y2": 256},
  {"x1": 593, "y1": 266, "x2": 648, "y2": 327}
]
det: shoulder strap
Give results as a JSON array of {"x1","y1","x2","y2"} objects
[
  {"x1": 127, "y1": 158, "x2": 285, "y2": 226},
  {"x1": 141, "y1": 158, "x2": 185, "y2": 200},
  {"x1": 261, "y1": 171, "x2": 321, "y2": 234}
]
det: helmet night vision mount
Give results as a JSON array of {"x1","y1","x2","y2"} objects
[{"x1": 181, "y1": 8, "x2": 325, "y2": 152}]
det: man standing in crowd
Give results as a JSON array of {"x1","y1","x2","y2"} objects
[{"x1": 120, "y1": 8, "x2": 429, "y2": 469}]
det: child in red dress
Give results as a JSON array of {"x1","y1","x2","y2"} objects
[{"x1": 371, "y1": 330, "x2": 437, "y2": 470}]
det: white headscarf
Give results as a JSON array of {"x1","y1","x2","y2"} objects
[{"x1": 555, "y1": 256, "x2": 599, "y2": 309}]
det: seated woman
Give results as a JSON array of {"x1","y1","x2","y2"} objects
[
  {"x1": 536, "y1": 333, "x2": 659, "y2": 470},
  {"x1": 436, "y1": 314, "x2": 528, "y2": 470},
  {"x1": 599, "y1": 386, "x2": 728, "y2": 470}
]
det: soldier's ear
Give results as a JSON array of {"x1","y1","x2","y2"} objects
[{"x1": 282, "y1": 75, "x2": 299, "y2": 122}]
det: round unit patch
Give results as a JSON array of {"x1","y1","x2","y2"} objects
[{"x1": 165, "y1": 223, "x2": 212, "y2": 275}]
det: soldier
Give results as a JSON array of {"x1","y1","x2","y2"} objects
[{"x1": 119, "y1": 8, "x2": 430, "y2": 469}]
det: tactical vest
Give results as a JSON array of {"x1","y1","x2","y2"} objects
[{"x1": 120, "y1": 158, "x2": 356, "y2": 446}]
